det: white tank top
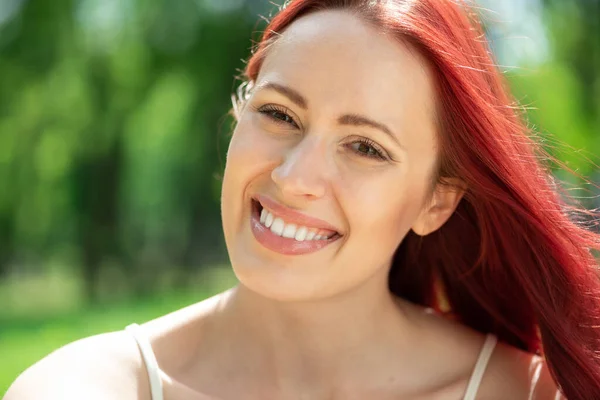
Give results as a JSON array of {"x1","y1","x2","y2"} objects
[{"x1": 125, "y1": 323, "x2": 497, "y2": 400}]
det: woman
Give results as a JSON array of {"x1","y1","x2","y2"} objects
[{"x1": 5, "y1": 0, "x2": 600, "y2": 399}]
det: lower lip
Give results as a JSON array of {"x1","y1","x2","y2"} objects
[{"x1": 250, "y1": 201, "x2": 341, "y2": 255}]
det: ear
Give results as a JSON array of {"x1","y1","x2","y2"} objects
[{"x1": 411, "y1": 178, "x2": 466, "y2": 236}]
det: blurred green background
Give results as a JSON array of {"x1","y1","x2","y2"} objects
[{"x1": 0, "y1": 0, "x2": 599, "y2": 394}]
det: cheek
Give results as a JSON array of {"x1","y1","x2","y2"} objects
[
  {"x1": 226, "y1": 116, "x2": 284, "y2": 171},
  {"x1": 355, "y1": 190, "x2": 411, "y2": 238},
  {"x1": 221, "y1": 121, "x2": 264, "y2": 223},
  {"x1": 222, "y1": 117, "x2": 285, "y2": 215},
  {"x1": 340, "y1": 172, "x2": 427, "y2": 243}
]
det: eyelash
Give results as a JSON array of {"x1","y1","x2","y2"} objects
[{"x1": 257, "y1": 105, "x2": 389, "y2": 161}]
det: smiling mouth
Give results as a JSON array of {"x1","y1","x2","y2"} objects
[{"x1": 251, "y1": 199, "x2": 341, "y2": 241}]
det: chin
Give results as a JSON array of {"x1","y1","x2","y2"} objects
[{"x1": 229, "y1": 256, "x2": 343, "y2": 303}]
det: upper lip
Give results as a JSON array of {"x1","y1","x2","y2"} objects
[{"x1": 254, "y1": 194, "x2": 341, "y2": 234}]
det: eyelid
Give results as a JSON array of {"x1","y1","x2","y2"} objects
[
  {"x1": 254, "y1": 103, "x2": 301, "y2": 128},
  {"x1": 346, "y1": 136, "x2": 391, "y2": 161}
]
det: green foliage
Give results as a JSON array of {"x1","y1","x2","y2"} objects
[
  {"x1": 508, "y1": 62, "x2": 596, "y2": 174},
  {"x1": 506, "y1": 0, "x2": 600, "y2": 177},
  {"x1": 0, "y1": 0, "x2": 274, "y2": 296}
]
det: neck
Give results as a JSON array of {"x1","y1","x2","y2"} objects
[{"x1": 207, "y1": 270, "x2": 417, "y2": 395}]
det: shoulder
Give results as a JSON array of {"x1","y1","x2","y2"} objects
[
  {"x1": 4, "y1": 292, "x2": 228, "y2": 400},
  {"x1": 3, "y1": 328, "x2": 150, "y2": 400},
  {"x1": 476, "y1": 340, "x2": 563, "y2": 400},
  {"x1": 404, "y1": 303, "x2": 562, "y2": 400}
]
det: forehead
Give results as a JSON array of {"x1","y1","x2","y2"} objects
[{"x1": 256, "y1": 10, "x2": 437, "y2": 128}]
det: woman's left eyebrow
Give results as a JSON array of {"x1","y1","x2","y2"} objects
[{"x1": 338, "y1": 114, "x2": 405, "y2": 151}]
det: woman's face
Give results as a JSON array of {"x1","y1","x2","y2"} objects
[{"x1": 221, "y1": 10, "x2": 449, "y2": 301}]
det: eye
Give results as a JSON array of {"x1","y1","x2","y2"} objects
[
  {"x1": 257, "y1": 104, "x2": 299, "y2": 128},
  {"x1": 347, "y1": 138, "x2": 388, "y2": 161}
]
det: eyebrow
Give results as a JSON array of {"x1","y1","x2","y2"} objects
[
  {"x1": 337, "y1": 114, "x2": 402, "y2": 148},
  {"x1": 257, "y1": 81, "x2": 405, "y2": 149},
  {"x1": 259, "y1": 82, "x2": 308, "y2": 109}
]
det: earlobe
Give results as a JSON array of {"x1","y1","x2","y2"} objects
[{"x1": 411, "y1": 178, "x2": 466, "y2": 236}]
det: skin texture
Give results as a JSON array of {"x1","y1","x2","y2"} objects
[
  {"x1": 221, "y1": 9, "x2": 461, "y2": 303},
  {"x1": 4, "y1": 10, "x2": 562, "y2": 400}
]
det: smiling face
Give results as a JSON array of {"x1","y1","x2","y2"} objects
[{"x1": 221, "y1": 10, "x2": 460, "y2": 301}]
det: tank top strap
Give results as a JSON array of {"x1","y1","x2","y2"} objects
[
  {"x1": 463, "y1": 334, "x2": 498, "y2": 400},
  {"x1": 125, "y1": 323, "x2": 164, "y2": 400}
]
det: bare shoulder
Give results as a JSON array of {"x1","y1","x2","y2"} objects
[
  {"x1": 3, "y1": 329, "x2": 149, "y2": 400},
  {"x1": 402, "y1": 301, "x2": 563, "y2": 400},
  {"x1": 477, "y1": 340, "x2": 563, "y2": 400}
]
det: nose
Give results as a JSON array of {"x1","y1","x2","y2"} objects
[{"x1": 271, "y1": 137, "x2": 328, "y2": 200}]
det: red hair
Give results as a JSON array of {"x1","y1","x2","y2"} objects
[{"x1": 239, "y1": 0, "x2": 600, "y2": 397}]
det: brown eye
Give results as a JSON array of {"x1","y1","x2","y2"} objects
[
  {"x1": 348, "y1": 139, "x2": 388, "y2": 160},
  {"x1": 258, "y1": 105, "x2": 299, "y2": 128},
  {"x1": 270, "y1": 111, "x2": 295, "y2": 124}
]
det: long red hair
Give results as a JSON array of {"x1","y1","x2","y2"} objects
[{"x1": 238, "y1": 0, "x2": 600, "y2": 397}]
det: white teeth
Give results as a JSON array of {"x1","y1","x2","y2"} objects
[
  {"x1": 257, "y1": 207, "x2": 334, "y2": 241},
  {"x1": 270, "y1": 217, "x2": 285, "y2": 236},
  {"x1": 282, "y1": 224, "x2": 297, "y2": 239},
  {"x1": 260, "y1": 208, "x2": 267, "y2": 224},
  {"x1": 265, "y1": 212, "x2": 274, "y2": 228},
  {"x1": 294, "y1": 226, "x2": 308, "y2": 241}
]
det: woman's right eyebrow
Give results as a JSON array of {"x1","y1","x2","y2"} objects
[{"x1": 255, "y1": 81, "x2": 308, "y2": 109}]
